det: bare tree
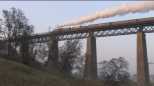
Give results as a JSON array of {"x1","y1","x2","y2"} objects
[
  {"x1": 59, "y1": 40, "x2": 82, "y2": 75},
  {"x1": 33, "y1": 43, "x2": 48, "y2": 64},
  {"x1": 99, "y1": 57, "x2": 130, "y2": 86},
  {"x1": 2, "y1": 7, "x2": 34, "y2": 63},
  {"x1": 3, "y1": 7, "x2": 33, "y2": 38},
  {"x1": 72, "y1": 54, "x2": 85, "y2": 79}
]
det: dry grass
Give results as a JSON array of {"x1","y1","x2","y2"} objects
[
  {"x1": 0, "y1": 58, "x2": 140, "y2": 86},
  {"x1": 0, "y1": 58, "x2": 70, "y2": 86},
  {"x1": 0, "y1": 58, "x2": 104, "y2": 86}
]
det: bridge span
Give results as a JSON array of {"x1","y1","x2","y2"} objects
[{"x1": 9, "y1": 17, "x2": 154, "y2": 43}]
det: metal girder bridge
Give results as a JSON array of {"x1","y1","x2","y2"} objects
[
  {"x1": 57, "y1": 25, "x2": 154, "y2": 40},
  {"x1": 7, "y1": 17, "x2": 154, "y2": 43},
  {"x1": 8, "y1": 25, "x2": 154, "y2": 43},
  {"x1": 53, "y1": 17, "x2": 154, "y2": 40},
  {"x1": 27, "y1": 17, "x2": 154, "y2": 43}
]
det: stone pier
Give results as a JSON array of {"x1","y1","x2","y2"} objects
[
  {"x1": 47, "y1": 35, "x2": 59, "y2": 70},
  {"x1": 84, "y1": 32, "x2": 97, "y2": 79},
  {"x1": 20, "y1": 32, "x2": 30, "y2": 65},
  {"x1": 137, "y1": 29, "x2": 150, "y2": 86}
]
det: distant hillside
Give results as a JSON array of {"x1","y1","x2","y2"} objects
[{"x1": 0, "y1": 58, "x2": 104, "y2": 86}]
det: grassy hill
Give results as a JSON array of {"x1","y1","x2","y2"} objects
[
  {"x1": 0, "y1": 58, "x2": 70, "y2": 86},
  {"x1": 0, "y1": 57, "x2": 145, "y2": 86},
  {"x1": 0, "y1": 58, "x2": 104, "y2": 86}
]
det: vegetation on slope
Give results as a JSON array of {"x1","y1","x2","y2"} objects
[
  {"x1": 0, "y1": 58, "x2": 104, "y2": 86},
  {"x1": 0, "y1": 58, "x2": 70, "y2": 86}
]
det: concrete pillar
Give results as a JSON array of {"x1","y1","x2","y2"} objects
[
  {"x1": 20, "y1": 32, "x2": 30, "y2": 65},
  {"x1": 84, "y1": 32, "x2": 97, "y2": 79},
  {"x1": 47, "y1": 35, "x2": 59, "y2": 70},
  {"x1": 137, "y1": 29, "x2": 150, "y2": 86}
]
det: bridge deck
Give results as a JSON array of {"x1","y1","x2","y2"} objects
[{"x1": 7, "y1": 17, "x2": 154, "y2": 43}]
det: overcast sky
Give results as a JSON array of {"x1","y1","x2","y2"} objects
[{"x1": 0, "y1": 1, "x2": 154, "y2": 75}]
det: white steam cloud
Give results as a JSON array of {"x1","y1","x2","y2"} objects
[{"x1": 58, "y1": 1, "x2": 154, "y2": 28}]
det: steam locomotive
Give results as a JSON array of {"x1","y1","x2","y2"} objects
[{"x1": 53, "y1": 17, "x2": 152, "y2": 33}]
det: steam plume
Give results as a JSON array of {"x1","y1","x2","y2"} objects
[{"x1": 58, "y1": 1, "x2": 154, "y2": 28}]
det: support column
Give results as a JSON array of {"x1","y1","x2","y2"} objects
[
  {"x1": 137, "y1": 29, "x2": 150, "y2": 86},
  {"x1": 84, "y1": 32, "x2": 97, "y2": 79},
  {"x1": 47, "y1": 34, "x2": 59, "y2": 70},
  {"x1": 20, "y1": 32, "x2": 30, "y2": 65}
]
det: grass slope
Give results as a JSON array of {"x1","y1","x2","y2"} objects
[
  {"x1": 0, "y1": 58, "x2": 70, "y2": 86},
  {"x1": 0, "y1": 58, "x2": 103, "y2": 86}
]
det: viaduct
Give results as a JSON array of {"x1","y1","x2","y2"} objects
[{"x1": 7, "y1": 17, "x2": 154, "y2": 86}]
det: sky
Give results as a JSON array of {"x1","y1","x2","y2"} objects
[{"x1": 0, "y1": 1, "x2": 154, "y2": 75}]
